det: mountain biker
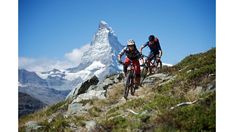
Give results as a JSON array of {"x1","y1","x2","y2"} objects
[
  {"x1": 118, "y1": 39, "x2": 142, "y2": 88},
  {"x1": 140, "y1": 35, "x2": 162, "y2": 72}
]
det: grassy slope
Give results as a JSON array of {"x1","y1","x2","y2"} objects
[{"x1": 19, "y1": 48, "x2": 216, "y2": 131}]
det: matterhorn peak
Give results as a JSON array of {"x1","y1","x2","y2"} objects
[
  {"x1": 68, "y1": 20, "x2": 124, "y2": 80},
  {"x1": 98, "y1": 20, "x2": 112, "y2": 31}
]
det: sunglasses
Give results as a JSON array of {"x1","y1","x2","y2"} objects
[{"x1": 128, "y1": 45, "x2": 134, "y2": 47}]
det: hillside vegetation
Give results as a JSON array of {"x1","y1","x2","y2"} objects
[{"x1": 19, "y1": 48, "x2": 216, "y2": 131}]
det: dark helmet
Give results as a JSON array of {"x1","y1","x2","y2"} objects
[{"x1": 148, "y1": 35, "x2": 155, "y2": 41}]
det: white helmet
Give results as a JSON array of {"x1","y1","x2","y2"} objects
[{"x1": 127, "y1": 39, "x2": 135, "y2": 46}]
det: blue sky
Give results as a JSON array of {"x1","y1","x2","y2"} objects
[{"x1": 19, "y1": 0, "x2": 215, "y2": 67}]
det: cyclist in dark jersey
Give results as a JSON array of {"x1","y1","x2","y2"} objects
[{"x1": 140, "y1": 35, "x2": 162, "y2": 72}]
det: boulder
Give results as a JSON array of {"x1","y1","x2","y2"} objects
[
  {"x1": 67, "y1": 76, "x2": 99, "y2": 100},
  {"x1": 77, "y1": 76, "x2": 99, "y2": 95},
  {"x1": 73, "y1": 90, "x2": 106, "y2": 103}
]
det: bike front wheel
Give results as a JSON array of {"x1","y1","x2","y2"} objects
[
  {"x1": 124, "y1": 72, "x2": 133, "y2": 100},
  {"x1": 141, "y1": 67, "x2": 148, "y2": 83}
]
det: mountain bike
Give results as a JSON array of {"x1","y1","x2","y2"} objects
[
  {"x1": 120, "y1": 60, "x2": 136, "y2": 100},
  {"x1": 140, "y1": 54, "x2": 162, "y2": 84}
]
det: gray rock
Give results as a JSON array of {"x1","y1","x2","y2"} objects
[
  {"x1": 67, "y1": 102, "x2": 92, "y2": 115},
  {"x1": 103, "y1": 78, "x2": 114, "y2": 89},
  {"x1": 85, "y1": 120, "x2": 97, "y2": 132},
  {"x1": 77, "y1": 76, "x2": 99, "y2": 95},
  {"x1": 97, "y1": 78, "x2": 115, "y2": 90},
  {"x1": 148, "y1": 73, "x2": 169, "y2": 80},
  {"x1": 88, "y1": 85, "x2": 98, "y2": 91},
  {"x1": 142, "y1": 73, "x2": 164, "y2": 85},
  {"x1": 142, "y1": 78, "x2": 155, "y2": 85},
  {"x1": 67, "y1": 102, "x2": 83, "y2": 115},
  {"x1": 95, "y1": 84, "x2": 105, "y2": 91},
  {"x1": 67, "y1": 76, "x2": 99, "y2": 100},
  {"x1": 73, "y1": 90, "x2": 106, "y2": 103},
  {"x1": 194, "y1": 86, "x2": 203, "y2": 95},
  {"x1": 114, "y1": 77, "x2": 119, "y2": 83},
  {"x1": 158, "y1": 75, "x2": 176, "y2": 86},
  {"x1": 207, "y1": 81, "x2": 216, "y2": 91},
  {"x1": 25, "y1": 121, "x2": 41, "y2": 132}
]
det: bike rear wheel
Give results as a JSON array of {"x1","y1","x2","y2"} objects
[
  {"x1": 155, "y1": 60, "x2": 162, "y2": 73},
  {"x1": 151, "y1": 65, "x2": 157, "y2": 74}
]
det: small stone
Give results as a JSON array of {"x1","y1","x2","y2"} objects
[
  {"x1": 25, "y1": 121, "x2": 41, "y2": 131},
  {"x1": 85, "y1": 120, "x2": 97, "y2": 132}
]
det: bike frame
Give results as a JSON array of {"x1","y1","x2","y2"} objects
[
  {"x1": 122, "y1": 60, "x2": 136, "y2": 100},
  {"x1": 141, "y1": 54, "x2": 162, "y2": 72},
  {"x1": 140, "y1": 54, "x2": 162, "y2": 85}
]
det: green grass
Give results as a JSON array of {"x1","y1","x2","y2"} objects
[
  {"x1": 175, "y1": 48, "x2": 215, "y2": 72},
  {"x1": 45, "y1": 100, "x2": 68, "y2": 116},
  {"x1": 100, "y1": 116, "x2": 128, "y2": 131},
  {"x1": 38, "y1": 114, "x2": 70, "y2": 131},
  {"x1": 154, "y1": 92, "x2": 215, "y2": 131},
  {"x1": 99, "y1": 48, "x2": 216, "y2": 131},
  {"x1": 88, "y1": 106, "x2": 102, "y2": 117},
  {"x1": 19, "y1": 48, "x2": 216, "y2": 131}
]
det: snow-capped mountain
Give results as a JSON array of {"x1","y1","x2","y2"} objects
[
  {"x1": 67, "y1": 21, "x2": 124, "y2": 80},
  {"x1": 36, "y1": 20, "x2": 124, "y2": 86}
]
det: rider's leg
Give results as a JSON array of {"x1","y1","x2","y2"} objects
[
  {"x1": 155, "y1": 54, "x2": 162, "y2": 69},
  {"x1": 147, "y1": 52, "x2": 154, "y2": 74},
  {"x1": 160, "y1": 60, "x2": 162, "y2": 68},
  {"x1": 123, "y1": 57, "x2": 131, "y2": 77},
  {"x1": 133, "y1": 60, "x2": 141, "y2": 87}
]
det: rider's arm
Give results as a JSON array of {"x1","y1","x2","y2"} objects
[
  {"x1": 117, "y1": 55, "x2": 121, "y2": 62},
  {"x1": 118, "y1": 47, "x2": 127, "y2": 63},
  {"x1": 140, "y1": 42, "x2": 148, "y2": 54},
  {"x1": 157, "y1": 40, "x2": 162, "y2": 58},
  {"x1": 158, "y1": 50, "x2": 162, "y2": 58}
]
